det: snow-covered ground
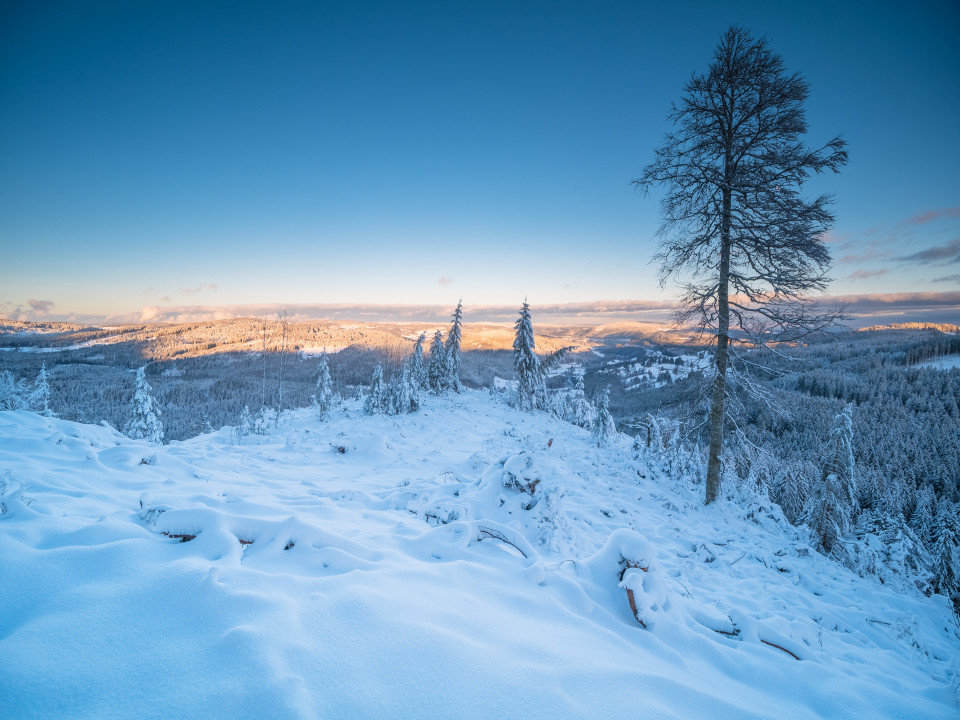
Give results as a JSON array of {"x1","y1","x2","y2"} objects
[
  {"x1": 1, "y1": 392, "x2": 958, "y2": 719},
  {"x1": 299, "y1": 346, "x2": 348, "y2": 357},
  {"x1": 921, "y1": 355, "x2": 960, "y2": 371}
]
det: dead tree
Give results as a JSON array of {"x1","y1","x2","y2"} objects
[{"x1": 634, "y1": 26, "x2": 847, "y2": 504}]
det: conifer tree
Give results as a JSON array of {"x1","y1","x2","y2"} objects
[
  {"x1": 806, "y1": 404, "x2": 856, "y2": 557},
  {"x1": 126, "y1": 367, "x2": 164, "y2": 444},
  {"x1": 0, "y1": 371, "x2": 27, "y2": 411},
  {"x1": 364, "y1": 365, "x2": 388, "y2": 415},
  {"x1": 253, "y1": 406, "x2": 275, "y2": 435},
  {"x1": 445, "y1": 300, "x2": 464, "y2": 392},
  {"x1": 411, "y1": 333, "x2": 428, "y2": 390},
  {"x1": 29, "y1": 362, "x2": 52, "y2": 417},
  {"x1": 931, "y1": 502, "x2": 959, "y2": 614},
  {"x1": 911, "y1": 484, "x2": 937, "y2": 549},
  {"x1": 192, "y1": 409, "x2": 213, "y2": 436},
  {"x1": 592, "y1": 388, "x2": 617, "y2": 446},
  {"x1": 389, "y1": 362, "x2": 416, "y2": 415},
  {"x1": 427, "y1": 330, "x2": 446, "y2": 394},
  {"x1": 405, "y1": 360, "x2": 421, "y2": 412},
  {"x1": 567, "y1": 373, "x2": 595, "y2": 428},
  {"x1": 314, "y1": 355, "x2": 336, "y2": 419},
  {"x1": 513, "y1": 299, "x2": 547, "y2": 410},
  {"x1": 238, "y1": 405, "x2": 253, "y2": 438}
]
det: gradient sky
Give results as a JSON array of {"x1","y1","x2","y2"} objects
[{"x1": 1, "y1": 0, "x2": 959, "y2": 324}]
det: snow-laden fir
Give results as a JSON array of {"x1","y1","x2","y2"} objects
[{"x1": 1, "y1": 390, "x2": 957, "y2": 719}]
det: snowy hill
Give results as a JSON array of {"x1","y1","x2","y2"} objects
[{"x1": 1, "y1": 393, "x2": 958, "y2": 719}]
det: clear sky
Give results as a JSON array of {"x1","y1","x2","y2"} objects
[{"x1": 1, "y1": 0, "x2": 959, "y2": 325}]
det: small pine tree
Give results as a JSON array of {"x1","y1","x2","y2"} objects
[
  {"x1": 238, "y1": 405, "x2": 253, "y2": 437},
  {"x1": 910, "y1": 484, "x2": 937, "y2": 549},
  {"x1": 931, "y1": 502, "x2": 959, "y2": 614},
  {"x1": 314, "y1": 355, "x2": 336, "y2": 419},
  {"x1": 411, "y1": 333, "x2": 428, "y2": 390},
  {"x1": 592, "y1": 388, "x2": 617, "y2": 446},
  {"x1": 0, "y1": 370, "x2": 29, "y2": 411},
  {"x1": 513, "y1": 299, "x2": 547, "y2": 410},
  {"x1": 405, "y1": 360, "x2": 421, "y2": 412},
  {"x1": 806, "y1": 404, "x2": 856, "y2": 557},
  {"x1": 192, "y1": 409, "x2": 214, "y2": 436},
  {"x1": 777, "y1": 463, "x2": 813, "y2": 525},
  {"x1": 232, "y1": 405, "x2": 253, "y2": 444},
  {"x1": 125, "y1": 367, "x2": 164, "y2": 444},
  {"x1": 445, "y1": 300, "x2": 464, "y2": 392},
  {"x1": 389, "y1": 361, "x2": 416, "y2": 414},
  {"x1": 364, "y1": 365, "x2": 388, "y2": 415},
  {"x1": 567, "y1": 373, "x2": 595, "y2": 428},
  {"x1": 29, "y1": 362, "x2": 52, "y2": 417},
  {"x1": 253, "y1": 406, "x2": 275, "y2": 435},
  {"x1": 427, "y1": 330, "x2": 446, "y2": 394}
]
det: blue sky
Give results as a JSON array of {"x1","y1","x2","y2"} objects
[{"x1": 1, "y1": 0, "x2": 958, "y2": 324}]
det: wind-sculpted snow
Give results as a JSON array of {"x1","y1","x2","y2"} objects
[{"x1": 0, "y1": 396, "x2": 958, "y2": 719}]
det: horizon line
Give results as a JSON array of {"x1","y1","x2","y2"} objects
[{"x1": 2, "y1": 291, "x2": 959, "y2": 329}]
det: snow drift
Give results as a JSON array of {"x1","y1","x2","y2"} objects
[{"x1": 0, "y1": 392, "x2": 957, "y2": 719}]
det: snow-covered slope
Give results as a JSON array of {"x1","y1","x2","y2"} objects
[{"x1": 1, "y1": 393, "x2": 957, "y2": 719}]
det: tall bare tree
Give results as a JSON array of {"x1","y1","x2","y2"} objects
[{"x1": 634, "y1": 26, "x2": 847, "y2": 504}]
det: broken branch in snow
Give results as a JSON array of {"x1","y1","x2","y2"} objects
[{"x1": 477, "y1": 525, "x2": 528, "y2": 558}]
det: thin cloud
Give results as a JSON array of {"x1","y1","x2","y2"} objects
[
  {"x1": 838, "y1": 248, "x2": 891, "y2": 264},
  {"x1": 847, "y1": 269, "x2": 889, "y2": 281},
  {"x1": 896, "y1": 237, "x2": 960, "y2": 265},
  {"x1": 932, "y1": 274, "x2": 960, "y2": 284},
  {"x1": 822, "y1": 291, "x2": 960, "y2": 326},
  {"x1": 907, "y1": 206, "x2": 960, "y2": 226},
  {"x1": 180, "y1": 283, "x2": 219, "y2": 295},
  {"x1": 119, "y1": 300, "x2": 679, "y2": 325},
  {"x1": 437, "y1": 276, "x2": 453, "y2": 286},
  {"x1": 821, "y1": 230, "x2": 849, "y2": 245}
]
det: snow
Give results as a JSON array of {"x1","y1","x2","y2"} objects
[
  {"x1": 921, "y1": 355, "x2": 960, "y2": 370},
  {"x1": 1, "y1": 393, "x2": 958, "y2": 719},
  {"x1": 299, "y1": 346, "x2": 347, "y2": 356},
  {"x1": 0, "y1": 336, "x2": 121, "y2": 353}
]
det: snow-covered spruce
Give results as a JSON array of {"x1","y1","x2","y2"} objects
[{"x1": 124, "y1": 366, "x2": 163, "y2": 444}]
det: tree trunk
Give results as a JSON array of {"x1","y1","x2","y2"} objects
[{"x1": 706, "y1": 183, "x2": 732, "y2": 505}]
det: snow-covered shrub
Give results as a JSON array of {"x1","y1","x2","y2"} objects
[
  {"x1": 0, "y1": 370, "x2": 30, "y2": 411},
  {"x1": 253, "y1": 406, "x2": 275, "y2": 435},
  {"x1": 232, "y1": 405, "x2": 254, "y2": 444},
  {"x1": 533, "y1": 479, "x2": 573, "y2": 553},
  {"x1": 501, "y1": 452, "x2": 543, "y2": 505}
]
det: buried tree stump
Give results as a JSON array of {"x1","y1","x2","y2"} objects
[
  {"x1": 162, "y1": 532, "x2": 196, "y2": 543},
  {"x1": 620, "y1": 560, "x2": 649, "y2": 628}
]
